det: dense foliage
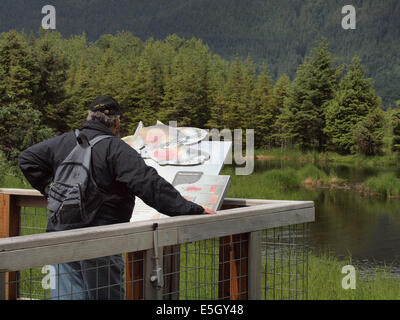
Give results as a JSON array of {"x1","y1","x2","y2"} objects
[
  {"x1": 0, "y1": 0, "x2": 399, "y2": 107},
  {"x1": 324, "y1": 56, "x2": 383, "y2": 154},
  {"x1": 392, "y1": 106, "x2": 400, "y2": 153},
  {"x1": 0, "y1": 29, "x2": 394, "y2": 174}
]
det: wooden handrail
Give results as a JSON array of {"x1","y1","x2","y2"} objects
[
  {"x1": 0, "y1": 188, "x2": 315, "y2": 300},
  {"x1": 0, "y1": 189, "x2": 43, "y2": 196},
  {"x1": 0, "y1": 203, "x2": 314, "y2": 270}
]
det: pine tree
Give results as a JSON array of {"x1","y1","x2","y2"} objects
[
  {"x1": 251, "y1": 63, "x2": 275, "y2": 148},
  {"x1": 32, "y1": 30, "x2": 69, "y2": 133},
  {"x1": 353, "y1": 107, "x2": 385, "y2": 156},
  {"x1": 159, "y1": 52, "x2": 198, "y2": 126},
  {"x1": 280, "y1": 39, "x2": 340, "y2": 151},
  {"x1": 121, "y1": 52, "x2": 163, "y2": 134},
  {"x1": 272, "y1": 74, "x2": 291, "y2": 148},
  {"x1": 65, "y1": 59, "x2": 97, "y2": 130},
  {"x1": 241, "y1": 56, "x2": 256, "y2": 130},
  {"x1": 0, "y1": 31, "x2": 38, "y2": 106},
  {"x1": 272, "y1": 74, "x2": 291, "y2": 112},
  {"x1": 205, "y1": 55, "x2": 229, "y2": 129},
  {"x1": 0, "y1": 103, "x2": 54, "y2": 166},
  {"x1": 222, "y1": 56, "x2": 254, "y2": 130},
  {"x1": 391, "y1": 108, "x2": 400, "y2": 153},
  {"x1": 324, "y1": 56, "x2": 382, "y2": 154},
  {"x1": 159, "y1": 40, "x2": 210, "y2": 127}
]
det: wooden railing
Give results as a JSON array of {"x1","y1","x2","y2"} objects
[{"x1": 0, "y1": 188, "x2": 315, "y2": 300}]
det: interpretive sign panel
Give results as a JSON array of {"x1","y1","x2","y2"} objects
[
  {"x1": 172, "y1": 172, "x2": 231, "y2": 212},
  {"x1": 130, "y1": 141, "x2": 232, "y2": 222}
]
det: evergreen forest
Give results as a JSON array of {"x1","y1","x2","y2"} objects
[{"x1": 0, "y1": 29, "x2": 398, "y2": 176}]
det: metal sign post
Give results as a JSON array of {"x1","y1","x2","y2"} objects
[{"x1": 150, "y1": 223, "x2": 164, "y2": 288}]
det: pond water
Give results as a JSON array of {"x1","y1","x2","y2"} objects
[{"x1": 230, "y1": 160, "x2": 400, "y2": 272}]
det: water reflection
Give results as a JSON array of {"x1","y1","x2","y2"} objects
[
  {"x1": 232, "y1": 160, "x2": 400, "y2": 269},
  {"x1": 310, "y1": 189, "x2": 400, "y2": 265}
]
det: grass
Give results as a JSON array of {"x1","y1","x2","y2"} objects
[
  {"x1": 229, "y1": 158, "x2": 400, "y2": 198},
  {"x1": 255, "y1": 147, "x2": 400, "y2": 168},
  {"x1": 179, "y1": 239, "x2": 400, "y2": 300},
  {"x1": 222, "y1": 164, "x2": 345, "y2": 201},
  {"x1": 307, "y1": 253, "x2": 400, "y2": 300},
  {"x1": 363, "y1": 173, "x2": 400, "y2": 198},
  {"x1": 2, "y1": 174, "x2": 31, "y2": 189},
  {"x1": 178, "y1": 240, "x2": 220, "y2": 300},
  {"x1": 2, "y1": 165, "x2": 400, "y2": 300}
]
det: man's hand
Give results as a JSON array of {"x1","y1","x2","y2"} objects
[{"x1": 202, "y1": 206, "x2": 217, "y2": 215}]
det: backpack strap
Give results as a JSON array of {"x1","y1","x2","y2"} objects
[
  {"x1": 75, "y1": 129, "x2": 83, "y2": 145},
  {"x1": 88, "y1": 135, "x2": 113, "y2": 147},
  {"x1": 74, "y1": 129, "x2": 91, "y2": 146},
  {"x1": 74, "y1": 129, "x2": 112, "y2": 147}
]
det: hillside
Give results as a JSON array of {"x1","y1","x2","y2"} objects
[{"x1": 0, "y1": 0, "x2": 399, "y2": 107}]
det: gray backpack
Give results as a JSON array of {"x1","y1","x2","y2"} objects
[{"x1": 47, "y1": 130, "x2": 112, "y2": 231}]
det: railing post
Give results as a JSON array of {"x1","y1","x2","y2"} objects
[
  {"x1": 0, "y1": 272, "x2": 5, "y2": 300},
  {"x1": 126, "y1": 251, "x2": 145, "y2": 300},
  {"x1": 0, "y1": 194, "x2": 20, "y2": 300},
  {"x1": 218, "y1": 233, "x2": 249, "y2": 300},
  {"x1": 248, "y1": 231, "x2": 262, "y2": 300}
]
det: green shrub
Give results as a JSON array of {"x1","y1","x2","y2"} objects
[
  {"x1": 297, "y1": 164, "x2": 328, "y2": 182},
  {"x1": 263, "y1": 168, "x2": 300, "y2": 190},
  {"x1": 364, "y1": 173, "x2": 400, "y2": 197}
]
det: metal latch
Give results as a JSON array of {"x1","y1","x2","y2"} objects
[{"x1": 150, "y1": 223, "x2": 164, "y2": 289}]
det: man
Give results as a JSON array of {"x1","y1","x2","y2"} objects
[{"x1": 18, "y1": 95, "x2": 215, "y2": 300}]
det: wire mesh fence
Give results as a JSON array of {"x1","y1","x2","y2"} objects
[
  {"x1": 262, "y1": 224, "x2": 309, "y2": 300},
  {"x1": 8, "y1": 256, "x2": 126, "y2": 300},
  {"x1": 16, "y1": 207, "x2": 48, "y2": 299},
  {"x1": 3, "y1": 204, "x2": 310, "y2": 300},
  {"x1": 20, "y1": 206, "x2": 47, "y2": 235},
  {"x1": 163, "y1": 235, "x2": 249, "y2": 300},
  {"x1": 164, "y1": 240, "x2": 220, "y2": 300}
]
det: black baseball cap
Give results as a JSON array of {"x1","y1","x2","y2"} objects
[{"x1": 89, "y1": 95, "x2": 122, "y2": 116}]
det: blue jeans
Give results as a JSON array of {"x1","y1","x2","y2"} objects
[{"x1": 50, "y1": 255, "x2": 125, "y2": 300}]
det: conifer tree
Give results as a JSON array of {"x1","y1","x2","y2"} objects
[
  {"x1": 0, "y1": 31, "x2": 37, "y2": 106},
  {"x1": 241, "y1": 56, "x2": 256, "y2": 130},
  {"x1": 280, "y1": 39, "x2": 340, "y2": 151},
  {"x1": 0, "y1": 103, "x2": 54, "y2": 165},
  {"x1": 391, "y1": 107, "x2": 400, "y2": 153},
  {"x1": 65, "y1": 60, "x2": 97, "y2": 130},
  {"x1": 205, "y1": 55, "x2": 229, "y2": 129},
  {"x1": 121, "y1": 52, "x2": 163, "y2": 134},
  {"x1": 251, "y1": 63, "x2": 275, "y2": 148},
  {"x1": 159, "y1": 52, "x2": 198, "y2": 126},
  {"x1": 222, "y1": 56, "x2": 254, "y2": 130},
  {"x1": 159, "y1": 41, "x2": 210, "y2": 127},
  {"x1": 353, "y1": 107, "x2": 385, "y2": 156},
  {"x1": 272, "y1": 74, "x2": 291, "y2": 148},
  {"x1": 32, "y1": 31, "x2": 69, "y2": 133},
  {"x1": 324, "y1": 56, "x2": 382, "y2": 154}
]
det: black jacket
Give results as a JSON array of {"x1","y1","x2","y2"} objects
[{"x1": 18, "y1": 120, "x2": 205, "y2": 230}]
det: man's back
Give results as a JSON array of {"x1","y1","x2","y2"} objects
[
  {"x1": 17, "y1": 95, "x2": 209, "y2": 300},
  {"x1": 19, "y1": 119, "x2": 205, "y2": 231}
]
